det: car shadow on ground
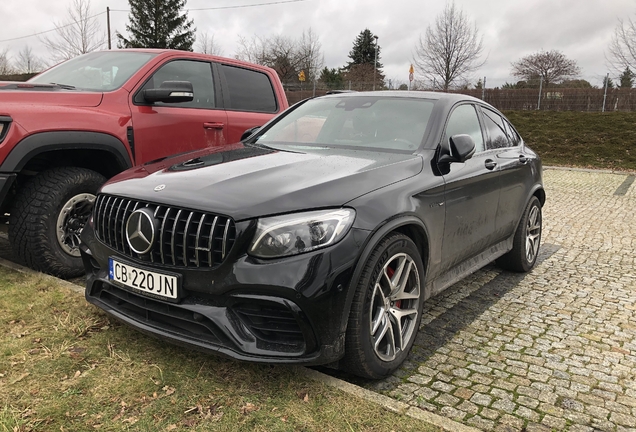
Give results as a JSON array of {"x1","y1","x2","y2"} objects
[{"x1": 317, "y1": 243, "x2": 560, "y2": 390}]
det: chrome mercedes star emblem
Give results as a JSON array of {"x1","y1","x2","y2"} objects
[
  {"x1": 154, "y1": 184, "x2": 166, "y2": 192},
  {"x1": 125, "y1": 208, "x2": 156, "y2": 254}
]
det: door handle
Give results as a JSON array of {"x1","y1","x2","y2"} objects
[
  {"x1": 519, "y1": 155, "x2": 528, "y2": 164},
  {"x1": 485, "y1": 159, "x2": 497, "y2": 170},
  {"x1": 203, "y1": 122, "x2": 224, "y2": 130}
]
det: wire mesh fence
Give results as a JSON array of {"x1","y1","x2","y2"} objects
[{"x1": 284, "y1": 82, "x2": 636, "y2": 112}]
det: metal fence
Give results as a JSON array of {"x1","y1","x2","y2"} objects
[{"x1": 284, "y1": 83, "x2": 636, "y2": 112}]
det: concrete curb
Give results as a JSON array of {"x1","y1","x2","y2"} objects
[
  {"x1": 301, "y1": 368, "x2": 481, "y2": 432},
  {"x1": 0, "y1": 257, "x2": 466, "y2": 432},
  {"x1": 0, "y1": 257, "x2": 85, "y2": 295}
]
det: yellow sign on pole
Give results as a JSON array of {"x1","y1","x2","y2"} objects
[
  {"x1": 298, "y1": 70, "x2": 306, "y2": 82},
  {"x1": 409, "y1": 64, "x2": 414, "y2": 74}
]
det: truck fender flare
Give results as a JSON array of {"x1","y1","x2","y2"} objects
[{"x1": 0, "y1": 131, "x2": 132, "y2": 172}]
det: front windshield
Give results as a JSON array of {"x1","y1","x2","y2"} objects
[
  {"x1": 256, "y1": 96, "x2": 435, "y2": 152},
  {"x1": 29, "y1": 51, "x2": 156, "y2": 91}
]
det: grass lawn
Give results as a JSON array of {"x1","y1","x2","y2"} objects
[
  {"x1": 505, "y1": 111, "x2": 636, "y2": 172},
  {"x1": 0, "y1": 268, "x2": 440, "y2": 432}
]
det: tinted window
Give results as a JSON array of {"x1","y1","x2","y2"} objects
[
  {"x1": 221, "y1": 65, "x2": 277, "y2": 113},
  {"x1": 444, "y1": 104, "x2": 485, "y2": 153},
  {"x1": 256, "y1": 96, "x2": 434, "y2": 151},
  {"x1": 140, "y1": 60, "x2": 215, "y2": 109},
  {"x1": 482, "y1": 108, "x2": 510, "y2": 149},
  {"x1": 30, "y1": 51, "x2": 156, "y2": 91},
  {"x1": 503, "y1": 118, "x2": 521, "y2": 146}
]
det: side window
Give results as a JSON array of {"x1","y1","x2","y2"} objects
[
  {"x1": 444, "y1": 104, "x2": 485, "y2": 153},
  {"x1": 481, "y1": 108, "x2": 511, "y2": 149},
  {"x1": 140, "y1": 60, "x2": 215, "y2": 109},
  {"x1": 221, "y1": 65, "x2": 277, "y2": 113},
  {"x1": 503, "y1": 118, "x2": 521, "y2": 146}
]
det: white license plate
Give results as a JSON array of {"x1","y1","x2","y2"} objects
[{"x1": 109, "y1": 258, "x2": 179, "y2": 300}]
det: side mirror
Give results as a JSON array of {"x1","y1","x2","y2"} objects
[
  {"x1": 241, "y1": 126, "x2": 261, "y2": 141},
  {"x1": 143, "y1": 81, "x2": 194, "y2": 103},
  {"x1": 438, "y1": 134, "x2": 476, "y2": 164}
]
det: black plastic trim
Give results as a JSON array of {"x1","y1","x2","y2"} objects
[
  {"x1": 0, "y1": 173, "x2": 17, "y2": 211},
  {"x1": 0, "y1": 116, "x2": 12, "y2": 144},
  {"x1": 0, "y1": 131, "x2": 132, "y2": 172}
]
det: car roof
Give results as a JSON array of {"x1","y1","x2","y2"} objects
[{"x1": 319, "y1": 90, "x2": 482, "y2": 103}]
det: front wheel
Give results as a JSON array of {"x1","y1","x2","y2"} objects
[
  {"x1": 9, "y1": 167, "x2": 106, "y2": 278},
  {"x1": 497, "y1": 195, "x2": 542, "y2": 272},
  {"x1": 343, "y1": 233, "x2": 425, "y2": 379}
]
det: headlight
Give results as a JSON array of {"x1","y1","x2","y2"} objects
[{"x1": 249, "y1": 209, "x2": 355, "y2": 258}]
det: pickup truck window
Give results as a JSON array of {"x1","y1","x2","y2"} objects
[
  {"x1": 29, "y1": 51, "x2": 156, "y2": 91},
  {"x1": 221, "y1": 64, "x2": 277, "y2": 113},
  {"x1": 139, "y1": 60, "x2": 216, "y2": 109}
]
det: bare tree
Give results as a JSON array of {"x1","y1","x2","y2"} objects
[
  {"x1": 196, "y1": 31, "x2": 222, "y2": 56},
  {"x1": 0, "y1": 48, "x2": 15, "y2": 75},
  {"x1": 607, "y1": 16, "x2": 636, "y2": 71},
  {"x1": 41, "y1": 0, "x2": 106, "y2": 63},
  {"x1": 413, "y1": 2, "x2": 485, "y2": 91},
  {"x1": 235, "y1": 35, "x2": 268, "y2": 65},
  {"x1": 15, "y1": 46, "x2": 44, "y2": 74},
  {"x1": 511, "y1": 50, "x2": 580, "y2": 87},
  {"x1": 235, "y1": 29, "x2": 324, "y2": 84},
  {"x1": 297, "y1": 28, "x2": 324, "y2": 81}
]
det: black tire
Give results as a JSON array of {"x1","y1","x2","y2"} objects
[
  {"x1": 343, "y1": 233, "x2": 425, "y2": 379},
  {"x1": 497, "y1": 196, "x2": 542, "y2": 273},
  {"x1": 9, "y1": 167, "x2": 106, "y2": 278}
]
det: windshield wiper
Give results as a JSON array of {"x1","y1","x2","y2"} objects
[{"x1": 49, "y1": 82, "x2": 76, "y2": 90}]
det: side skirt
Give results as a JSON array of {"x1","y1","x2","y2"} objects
[{"x1": 425, "y1": 236, "x2": 514, "y2": 299}]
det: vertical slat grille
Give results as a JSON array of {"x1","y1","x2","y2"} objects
[{"x1": 93, "y1": 194, "x2": 235, "y2": 269}]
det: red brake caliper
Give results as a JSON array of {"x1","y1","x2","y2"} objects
[{"x1": 386, "y1": 266, "x2": 401, "y2": 309}]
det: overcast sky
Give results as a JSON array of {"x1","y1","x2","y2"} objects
[{"x1": 0, "y1": 0, "x2": 632, "y2": 87}]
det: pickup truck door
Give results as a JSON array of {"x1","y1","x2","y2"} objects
[
  {"x1": 130, "y1": 59, "x2": 228, "y2": 164},
  {"x1": 218, "y1": 64, "x2": 281, "y2": 143}
]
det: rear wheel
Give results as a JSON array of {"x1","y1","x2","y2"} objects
[
  {"x1": 343, "y1": 233, "x2": 424, "y2": 379},
  {"x1": 497, "y1": 196, "x2": 542, "y2": 272},
  {"x1": 9, "y1": 167, "x2": 105, "y2": 278}
]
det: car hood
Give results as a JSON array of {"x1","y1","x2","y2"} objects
[
  {"x1": 101, "y1": 143, "x2": 423, "y2": 221},
  {"x1": 0, "y1": 83, "x2": 103, "y2": 107}
]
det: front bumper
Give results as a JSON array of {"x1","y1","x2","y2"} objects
[{"x1": 81, "y1": 223, "x2": 367, "y2": 365}]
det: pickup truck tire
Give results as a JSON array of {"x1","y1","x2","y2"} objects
[{"x1": 9, "y1": 167, "x2": 106, "y2": 278}]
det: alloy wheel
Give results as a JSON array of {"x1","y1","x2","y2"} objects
[
  {"x1": 369, "y1": 252, "x2": 421, "y2": 362},
  {"x1": 56, "y1": 193, "x2": 96, "y2": 257}
]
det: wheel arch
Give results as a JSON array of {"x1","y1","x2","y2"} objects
[
  {"x1": 339, "y1": 215, "x2": 430, "y2": 335},
  {"x1": 1, "y1": 131, "x2": 133, "y2": 179}
]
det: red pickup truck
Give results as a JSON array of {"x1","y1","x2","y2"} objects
[{"x1": 0, "y1": 49, "x2": 288, "y2": 278}]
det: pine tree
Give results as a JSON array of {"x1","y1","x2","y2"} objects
[
  {"x1": 117, "y1": 0, "x2": 196, "y2": 51},
  {"x1": 343, "y1": 29, "x2": 384, "y2": 89},
  {"x1": 619, "y1": 67, "x2": 634, "y2": 89},
  {"x1": 345, "y1": 29, "x2": 382, "y2": 70},
  {"x1": 603, "y1": 75, "x2": 615, "y2": 90}
]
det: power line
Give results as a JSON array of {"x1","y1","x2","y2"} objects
[
  {"x1": 0, "y1": 0, "x2": 313, "y2": 44},
  {"x1": 187, "y1": 0, "x2": 313, "y2": 11},
  {"x1": 0, "y1": 11, "x2": 107, "y2": 43}
]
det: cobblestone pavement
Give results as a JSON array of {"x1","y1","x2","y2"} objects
[{"x1": 364, "y1": 169, "x2": 636, "y2": 431}]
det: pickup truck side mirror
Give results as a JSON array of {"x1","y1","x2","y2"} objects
[
  {"x1": 438, "y1": 134, "x2": 476, "y2": 164},
  {"x1": 143, "y1": 81, "x2": 194, "y2": 104},
  {"x1": 241, "y1": 126, "x2": 261, "y2": 142}
]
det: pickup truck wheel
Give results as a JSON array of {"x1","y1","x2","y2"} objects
[{"x1": 9, "y1": 167, "x2": 106, "y2": 278}]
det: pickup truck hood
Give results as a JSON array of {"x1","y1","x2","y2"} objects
[
  {"x1": 0, "y1": 83, "x2": 103, "y2": 107},
  {"x1": 102, "y1": 143, "x2": 423, "y2": 221}
]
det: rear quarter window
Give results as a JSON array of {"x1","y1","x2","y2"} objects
[{"x1": 220, "y1": 64, "x2": 278, "y2": 113}]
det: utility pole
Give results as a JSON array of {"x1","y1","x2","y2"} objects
[
  {"x1": 602, "y1": 72, "x2": 609, "y2": 113},
  {"x1": 107, "y1": 7, "x2": 111, "y2": 49},
  {"x1": 373, "y1": 35, "x2": 379, "y2": 91},
  {"x1": 482, "y1": 76, "x2": 486, "y2": 100},
  {"x1": 537, "y1": 76, "x2": 543, "y2": 110}
]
